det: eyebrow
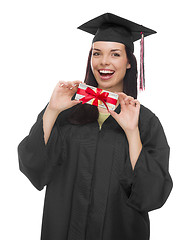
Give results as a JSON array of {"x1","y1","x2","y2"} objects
[{"x1": 92, "y1": 48, "x2": 122, "y2": 52}]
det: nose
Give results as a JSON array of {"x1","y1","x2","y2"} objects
[{"x1": 100, "y1": 55, "x2": 110, "y2": 66}]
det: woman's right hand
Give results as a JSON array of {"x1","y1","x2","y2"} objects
[{"x1": 47, "y1": 80, "x2": 82, "y2": 114}]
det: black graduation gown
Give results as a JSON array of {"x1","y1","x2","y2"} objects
[{"x1": 18, "y1": 104, "x2": 173, "y2": 240}]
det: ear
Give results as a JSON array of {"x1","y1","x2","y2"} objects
[{"x1": 126, "y1": 62, "x2": 131, "y2": 69}]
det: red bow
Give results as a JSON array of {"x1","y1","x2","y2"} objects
[{"x1": 79, "y1": 87, "x2": 110, "y2": 111}]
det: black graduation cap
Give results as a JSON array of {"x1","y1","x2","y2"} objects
[{"x1": 78, "y1": 13, "x2": 157, "y2": 91}]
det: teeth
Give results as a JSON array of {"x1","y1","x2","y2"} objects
[{"x1": 99, "y1": 70, "x2": 114, "y2": 74}]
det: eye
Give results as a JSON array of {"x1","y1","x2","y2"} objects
[
  {"x1": 112, "y1": 53, "x2": 120, "y2": 57},
  {"x1": 93, "y1": 52, "x2": 100, "y2": 56}
]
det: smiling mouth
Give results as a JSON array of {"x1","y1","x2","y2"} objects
[{"x1": 98, "y1": 69, "x2": 115, "y2": 77}]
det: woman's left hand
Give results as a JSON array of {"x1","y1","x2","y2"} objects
[{"x1": 109, "y1": 92, "x2": 140, "y2": 132}]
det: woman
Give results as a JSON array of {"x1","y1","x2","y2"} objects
[{"x1": 18, "y1": 13, "x2": 173, "y2": 240}]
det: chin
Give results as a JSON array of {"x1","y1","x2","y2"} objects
[
  {"x1": 97, "y1": 79, "x2": 122, "y2": 92},
  {"x1": 97, "y1": 81, "x2": 113, "y2": 90}
]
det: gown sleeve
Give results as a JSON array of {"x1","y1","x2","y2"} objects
[
  {"x1": 18, "y1": 106, "x2": 63, "y2": 191},
  {"x1": 119, "y1": 114, "x2": 173, "y2": 212}
]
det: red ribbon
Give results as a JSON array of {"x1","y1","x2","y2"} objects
[{"x1": 78, "y1": 87, "x2": 111, "y2": 111}]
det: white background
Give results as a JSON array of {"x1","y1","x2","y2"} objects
[{"x1": 0, "y1": 0, "x2": 192, "y2": 239}]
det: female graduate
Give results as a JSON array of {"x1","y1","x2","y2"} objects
[{"x1": 18, "y1": 13, "x2": 173, "y2": 240}]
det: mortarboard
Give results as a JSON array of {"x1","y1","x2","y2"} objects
[{"x1": 78, "y1": 13, "x2": 157, "y2": 91}]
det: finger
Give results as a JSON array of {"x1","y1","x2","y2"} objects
[
  {"x1": 128, "y1": 99, "x2": 136, "y2": 106},
  {"x1": 59, "y1": 81, "x2": 67, "y2": 87},
  {"x1": 59, "y1": 80, "x2": 81, "y2": 89},
  {"x1": 69, "y1": 81, "x2": 82, "y2": 90},
  {"x1": 66, "y1": 82, "x2": 74, "y2": 89},
  {"x1": 117, "y1": 93, "x2": 134, "y2": 100},
  {"x1": 60, "y1": 81, "x2": 77, "y2": 91},
  {"x1": 109, "y1": 109, "x2": 119, "y2": 120},
  {"x1": 131, "y1": 99, "x2": 140, "y2": 105},
  {"x1": 71, "y1": 80, "x2": 82, "y2": 88},
  {"x1": 117, "y1": 93, "x2": 127, "y2": 109},
  {"x1": 59, "y1": 81, "x2": 73, "y2": 91},
  {"x1": 118, "y1": 93, "x2": 134, "y2": 105},
  {"x1": 127, "y1": 96, "x2": 134, "y2": 101},
  {"x1": 117, "y1": 92, "x2": 128, "y2": 100},
  {"x1": 58, "y1": 82, "x2": 75, "y2": 95},
  {"x1": 124, "y1": 96, "x2": 134, "y2": 105},
  {"x1": 131, "y1": 99, "x2": 140, "y2": 109}
]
